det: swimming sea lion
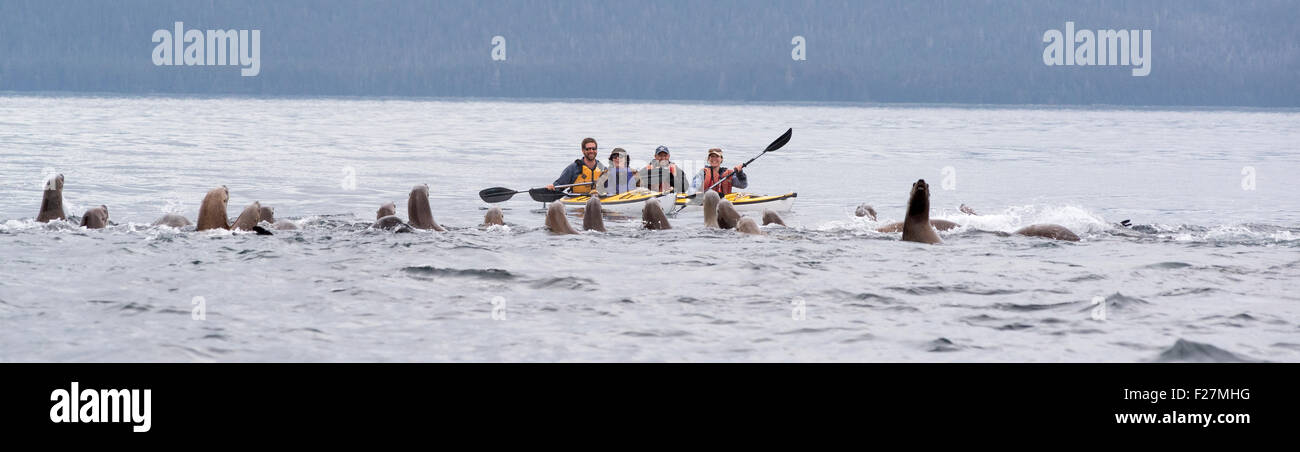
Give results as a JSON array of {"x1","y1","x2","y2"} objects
[
  {"x1": 196, "y1": 186, "x2": 230, "y2": 231},
  {"x1": 408, "y1": 184, "x2": 446, "y2": 231},
  {"x1": 716, "y1": 199, "x2": 741, "y2": 230},
  {"x1": 951, "y1": 203, "x2": 1081, "y2": 241},
  {"x1": 152, "y1": 213, "x2": 191, "y2": 228},
  {"x1": 37, "y1": 173, "x2": 66, "y2": 222},
  {"x1": 702, "y1": 191, "x2": 721, "y2": 228},
  {"x1": 483, "y1": 206, "x2": 505, "y2": 226},
  {"x1": 761, "y1": 210, "x2": 786, "y2": 226},
  {"x1": 80, "y1": 205, "x2": 108, "y2": 229},
  {"x1": 929, "y1": 219, "x2": 960, "y2": 231},
  {"x1": 583, "y1": 197, "x2": 606, "y2": 232},
  {"x1": 258, "y1": 206, "x2": 276, "y2": 223},
  {"x1": 877, "y1": 219, "x2": 959, "y2": 232},
  {"x1": 232, "y1": 201, "x2": 262, "y2": 231},
  {"x1": 736, "y1": 217, "x2": 763, "y2": 235},
  {"x1": 854, "y1": 203, "x2": 876, "y2": 221},
  {"x1": 544, "y1": 201, "x2": 578, "y2": 235},
  {"x1": 900, "y1": 179, "x2": 942, "y2": 244},
  {"x1": 642, "y1": 198, "x2": 671, "y2": 230},
  {"x1": 377, "y1": 202, "x2": 397, "y2": 220},
  {"x1": 373, "y1": 215, "x2": 414, "y2": 233},
  {"x1": 1015, "y1": 224, "x2": 1081, "y2": 241}
]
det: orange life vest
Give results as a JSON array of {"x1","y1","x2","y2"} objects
[
  {"x1": 570, "y1": 159, "x2": 604, "y2": 194},
  {"x1": 701, "y1": 166, "x2": 734, "y2": 195}
]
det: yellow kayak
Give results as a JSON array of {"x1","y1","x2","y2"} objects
[
  {"x1": 674, "y1": 192, "x2": 797, "y2": 212},
  {"x1": 557, "y1": 190, "x2": 669, "y2": 213}
]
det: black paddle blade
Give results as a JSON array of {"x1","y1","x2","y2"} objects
[
  {"x1": 479, "y1": 187, "x2": 520, "y2": 203},
  {"x1": 765, "y1": 128, "x2": 793, "y2": 153},
  {"x1": 528, "y1": 188, "x2": 570, "y2": 203}
]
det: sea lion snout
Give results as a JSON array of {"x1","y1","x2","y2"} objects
[{"x1": 45, "y1": 173, "x2": 64, "y2": 191}]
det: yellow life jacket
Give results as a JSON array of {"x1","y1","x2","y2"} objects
[{"x1": 570, "y1": 159, "x2": 604, "y2": 194}]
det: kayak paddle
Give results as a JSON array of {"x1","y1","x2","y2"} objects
[
  {"x1": 478, "y1": 182, "x2": 593, "y2": 203},
  {"x1": 674, "y1": 127, "x2": 792, "y2": 213}
]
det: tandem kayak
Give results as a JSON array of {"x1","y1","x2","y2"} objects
[
  {"x1": 673, "y1": 192, "x2": 797, "y2": 213},
  {"x1": 557, "y1": 190, "x2": 671, "y2": 213}
]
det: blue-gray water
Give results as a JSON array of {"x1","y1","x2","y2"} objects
[{"x1": 1, "y1": 94, "x2": 1298, "y2": 362}]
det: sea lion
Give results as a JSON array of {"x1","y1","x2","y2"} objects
[
  {"x1": 952, "y1": 203, "x2": 1081, "y2": 241},
  {"x1": 641, "y1": 198, "x2": 671, "y2": 230},
  {"x1": 196, "y1": 186, "x2": 230, "y2": 231},
  {"x1": 483, "y1": 206, "x2": 505, "y2": 226},
  {"x1": 373, "y1": 215, "x2": 414, "y2": 233},
  {"x1": 702, "y1": 191, "x2": 721, "y2": 228},
  {"x1": 37, "y1": 173, "x2": 66, "y2": 222},
  {"x1": 258, "y1": 206, "x2": 276, "y2": 223},
  {"x1": 736, "y1": 217, "x2": 763, "y2": 235},
  {"x1": 583, "y1": 197, "x2": 606, "y2": 232},
  {"x1": 854, "y1": 203, "x2": 877, "y2": 221},
  {"x1": 900, "y1": 179, "x2": 942, "y2": 244},
  {"x1": 377, "y1": 202, "x2": 397, "y2": 220},
  {"x1": 544, "y1": 201, "x2": 578, "y2": 235},
  {"x1": 929, "y1": 219, "x2": 960, "y2": 231},
  {"x1": 877, "y1": 219, "x2": 960, "y2": 232},
  {"x1": 1015, "y1": 224, "x2": 1081, "y2": 242},
  {"x1": 80, "y1": 205, "x2": 108, "y2": 229},
  {"x1": 761, "y1": 210, "x2": 786, "y2": 226},
  {"x1": 407, "y1": 184, "x2": 446, "y2": 231},
  {"x1": 716, "y1": 199, "x2": 741, "y2": 230},
  {"x1": 152, "y1": 213, "x2": 191, "y2": 228},
  {"x1": 232, "y1": 201, "x2": 262, "y2": 231},
  {"x1": 273, "y1": 220, "x2": 299, "y2": 230}
]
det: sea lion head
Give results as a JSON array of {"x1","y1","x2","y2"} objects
[
  {"x1": 37, "y1": 173, "x2": 67, "y2": 222},
  {"x1": 45, "y1": 173, "x2": 64, "y2": 192},
  {"x1": 377, "y1": 202, "x2": 397, "y2": 220},
  {"x1": 258, "y1": 206, "x2": 276, "y2": 224},
  {"x1": 408, "y1": 184, "x2": 445, "y2": 231},
  {"x1": 197, "y1": 186, "x2": 231, "y2": 231},
  {"x1": 702, "y1": 191, "x2": 721, "y2": 228},
  {"x1": 761, "y1": 209, "x2": 785, "y2": 226},
  {"x1": 545, "y1": 201, "x2": 578, "y2": 235},
  {"x1": 81, "y1": 205, "x2": 109, "y2": 229},
  {"x1": 854, "y1": 203, "x2": 877, "y2": 221},
  {"x1": 583, "y1": 197, "x2": 606, "y2": 232},
  {"x1": 717, "y1": 199, "x2": 741, "y2": 230},
  {"x1": 641, "y1": 198, "x2": 671, "y2": 230},
  {"x1": 736, "y1": 217, "x2": 763, "y2": 235},
  {"x1": 907, "y1": 179, "x2": 930, "y2": 220},
  {"x1": 483, "y1": 206, "x2": 505, "y2": 226},
  {"x1": 232, "y1": 201, "x2": 263, "y2": 231}
]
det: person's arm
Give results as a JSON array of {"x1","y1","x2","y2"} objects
[
  {"x1": 550, "y1": 163, "x2": 577, "y2": 190},
  {"x1": 730, "y1": 167, "x2": 748, "y2": 190}
]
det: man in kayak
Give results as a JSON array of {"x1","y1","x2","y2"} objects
[
  {"x1": 597, "y1": 148, "x2": 640, "y2": 195},
  {"x1": 546, "y1": 137, "x2": 605, "y2": 194},
  {"x1": 691, "y1": 148, "x2": 747, "y2": 195},
  {"x1": 640, "y1": 145, "x2": 688, "y2": 193}
]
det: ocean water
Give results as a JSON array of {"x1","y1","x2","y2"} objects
[{"x1": 1, "y1": 93, "x2": 1298, "y2": 362}]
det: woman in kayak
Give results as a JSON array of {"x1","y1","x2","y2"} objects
[
  {"x1": 640, "y1": 145, "x2": 688, "y2": 193},
  {"x1": 691, "y1": 148, "x2": 747, "y2": 195},
  {"x1": 598, "y1": 148, "x2": 640, "y2": 195},
  {"x1": 545, "y1": 137, "x2": 605, "y2": 194}
]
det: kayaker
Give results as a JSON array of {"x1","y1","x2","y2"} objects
[
  {"x1": 597, "y1": 148, "x2": 640, "y2": 195},
  {"x1": 691, "y1": 148, "x2": 747, "y2": 194},
  {"x1": 639, "y1": 145, "x2": 687, "y2": 193},
  {"x1": 546, "y1": 137, "x2": 605, "y2": 194}
]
